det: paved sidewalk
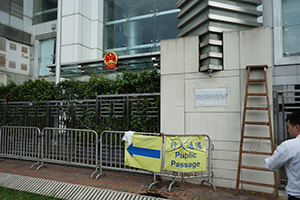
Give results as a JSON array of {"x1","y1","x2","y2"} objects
[{"x1": 0, "y1": 158, "x2": 283, "y2": 200}]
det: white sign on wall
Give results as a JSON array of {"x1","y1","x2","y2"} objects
[{"x1": 195, "y1": 89, "x2": 227, "y2": 107}]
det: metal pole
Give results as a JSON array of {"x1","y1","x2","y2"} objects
[{"x1": 55, "y1": 0, "x2": 62, "y2": 85}]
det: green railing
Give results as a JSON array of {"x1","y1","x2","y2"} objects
[{"x1": 0, "y1": 93, "x2": 160, "y2": 133}]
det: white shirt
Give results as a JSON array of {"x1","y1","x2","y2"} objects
[
  {"x1": 122, "y1": 131, "x2": 135, "y2": 145},
  {"x1": 265, "y1": 134, "x2": 300, "y2": 198}
]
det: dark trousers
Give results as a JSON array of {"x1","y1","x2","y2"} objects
[{"x1": 288, "y1": 195, "x2": 300, "y2": 200}]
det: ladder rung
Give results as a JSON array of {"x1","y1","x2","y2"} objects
[
  {"x1": 249, "y1": 79, "x2": 265, "y2": 82},
  {"x1": 243, "y1": 136, "x2": 271, "y2": 140},
  {"x1": 244, "y1": 121, "x2": 269, "y2": 125},
  {"x1": 242, "y1": 151, "x2": 272, "y2": 156},
  {"x1": 241, "y1": 165, "x2": 270, "y2": 171},
  {"x1": 239, "y1": 180, "x2": 274, "y2": 188},
  {"x1": 246, "y1": 65, "x2": 268, "y2": 69},
  {"x1": 246, "y1": 107, "x2": 268, "y2": 110},
  {"x1": 247, "y1": 93, "x2": 266, "y2": 96}
]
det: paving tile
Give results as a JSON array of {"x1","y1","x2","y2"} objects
[{"x1": 0, "y1": 158, "x2": 278, "y2": 200}]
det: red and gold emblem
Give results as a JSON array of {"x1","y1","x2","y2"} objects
[{"x1": 104, "y1": 51, "x2": 118, "y2": 69}]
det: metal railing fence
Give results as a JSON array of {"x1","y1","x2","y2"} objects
[
  {"x1": 0, "y1": 100, "x2": 4, "y2": 126},
  {"x1": 41, "y1": 127, "x2": 99, "y2": 178},
  {"x1": 0, "y1": 93, "x2": 160, "y2": 133},
  {"x1": 0, "y1": 100, "x2": 99, "y2": 129},
  {"x1": 0, "y1": 126, "x2": 216, "y2": 191},
  {"x1": 96, "y1": 93, "x2": 160, "y2": 133},
  {"x1": 0, "y1": 126, "x2": 42, "y2": 168},
  {"x1": 96, "y1": 131, "x2": 216, "y2": 192}
]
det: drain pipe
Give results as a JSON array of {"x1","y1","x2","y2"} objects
[{"x1": 55, "y1": 0, "x2": 62, "y2": 85}]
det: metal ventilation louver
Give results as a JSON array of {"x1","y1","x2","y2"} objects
[
  {"x1": 9, "y1": 61, "x2": 16, "y2": 69},
  {"x1": 0, "y1": 53, "x2": 6, "y2": 68},
  {"x1": 10, "y1": 43, "x2": 17, "y2": 51},
  {"x1": 21, "y1": 63, "x2": 27, "y2": 71},
  {"x1": 0, "y1": 37, "x2": 6, "y2": 52}
]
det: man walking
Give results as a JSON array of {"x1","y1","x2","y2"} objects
[{"x1": 265, "y1": 112, "x2": 300, "y2": 200}]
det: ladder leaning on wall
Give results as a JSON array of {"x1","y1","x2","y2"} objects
[{"x1": 235, "y1": 65, "x2": 278, "y2": 199}]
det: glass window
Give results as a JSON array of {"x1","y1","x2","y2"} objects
[
  {"x1": 282, "y1": 0, "x2": 300, "y2": 57},
  {"x1": 39, "y1": 38, "x2": 56, "y2": 77},
  {"x1": 104, "y1": 0, "x2": 127, "y2": 22},
  {"x1": 33, "y1": 0, "x2": 57, "y2": 25},
  {"x1": 104, "y1": 23, "x2": 128, "y2": 50},
  {"x1": 127, "y1": 17, "x2": 154, "y2": 54},
  {"x1": 128, "y1": 0, "x2": 154, "y2": 18},
  {"x1": 103, "y1": 0, "x2": 180, "y2": 55},
  {"x1": 155, "y1": 12, "x2": 180, "y2": 42},
  {"x1": 155, "y1": 0, "x2": 178, "y2": 12}
]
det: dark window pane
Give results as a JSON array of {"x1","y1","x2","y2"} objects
[
  {"x1": 103, "y1": 0, "x2": 180, "y2": 55},
  {"x1": 104, "y1": 0, "x2": 127, "y2": 22},
  {"x1": 127, "y1": 16, "x2": 155, "y2": 54},
  {"x1": 155, "y1": 0, "x2": 177, "y2": 12},
  {"x1": 155, "y1": 12, "x2": 180, "y2": 42},
  {"x1": 33, "y1": 0, "x2": 57, "y2": 25},
  {"x1": 282, "y1": 0, "x2": 300, "y2": 26},
  {"x1": 104, "y1": 23, "x2": 127, "y2": 50},
  {"x1": 128, "y1": 0, "x2": 154, "y2": 18},
  {"x1": 282, "y1": 0, "x2": 300, "y2": 57}
]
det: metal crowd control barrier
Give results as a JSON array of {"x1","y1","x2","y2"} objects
[
  {"x1": 97, "y1": 131, "x2": 216, "y2": 192},
  {"x1": 0, "y1": 126, "x2": 42, "y2": 169},
  {"x1": 96, "y1": 131, "x2": 161, "y2": 179},
  {"x1": 0, "y1": 127, "x2": 216, "y2": 191},
  {"x1": 148, "y1": 134, "x2": 216, "y2": 192},
  {"x1": 41, "y1": 128, "x2": 99, "y2": 179}
]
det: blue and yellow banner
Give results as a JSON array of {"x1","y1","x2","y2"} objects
[
  {"x1": 125, "y1": 134, "x2": 162, "y2": 172},
  {"x1": 164, "y1": 136, "x2": 206, "y2": 172}
]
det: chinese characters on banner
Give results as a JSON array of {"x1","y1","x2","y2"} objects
[
  {"x1": 164, "y1": 136, "x2": 207, "y2": 172},
  {"x1": 124, "y1": 134, "x2": 207, "y2": 173}
]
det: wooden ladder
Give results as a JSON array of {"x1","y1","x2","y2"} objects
[{"x1": 235, "y1": 65, "x2": 278, "y2": 199}]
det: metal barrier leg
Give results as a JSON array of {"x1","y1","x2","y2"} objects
[
  {"x1": 201, "y1": 180, "x2": 216, "y2": 192},
  {"x1": 90, "y1": 165, "x2": 101, "y2": 179},
  {"x1": 168, "y1": 177, "x2": 178, "y2": 192},
  {"x1": 30, "y1": 161, "x2": 46, "y2": 170},
  {"x1": 90, "y1": 171, "x2": 98, "y2": 179},
  {"x1": 30, "y1": 162, "x2": 39, "y2": 170},
  {"x1": 148, "y1": 173, "x2": 160, "y2": 190},
  {"x1": 36, "y1": 163, "x2": 47, "y2": 170},
  {"x1": 148, "y1": 181, "x2": 160, "y2": 190},
  {"x1": 30, "y1": 129, "x2": 45, "y2": 170},
  {"x1": 95, "y1": 173, "x2": 106, "y2": 179},
  {"x1": 95, "y1": 167, "x2": 106, "y2": 179}
]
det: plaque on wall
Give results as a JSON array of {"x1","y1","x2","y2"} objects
[{"x1": 195, "y1": 89, "x2": 226, "y2": 107}]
